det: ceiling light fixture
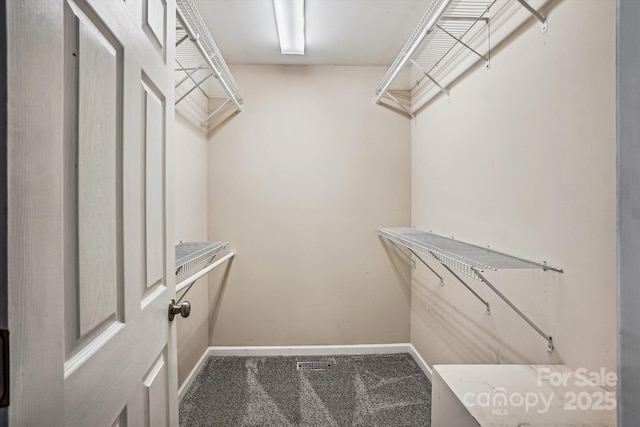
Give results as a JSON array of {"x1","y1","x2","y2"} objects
[{"x1": 273, "y1": 0, "x2": 305, "y2": 55}]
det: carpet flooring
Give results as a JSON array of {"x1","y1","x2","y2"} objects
[{"x1": 179, "y1": 353, "x2": 431, "y2": 427}]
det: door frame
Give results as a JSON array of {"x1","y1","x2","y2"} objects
[
  {"x1": 618, "y1": 0, "x2": 640, "y2": 424},
  {"x1": 0, "y1": 0, "x2": 7, "y2": 423},
  {"x1": 7, "y1": 1, "x2": 66, "y2": 424}
]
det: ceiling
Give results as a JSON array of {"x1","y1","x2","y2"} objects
[{"x1": 194, "y1": 0, "x2": 430, "y2": 66}]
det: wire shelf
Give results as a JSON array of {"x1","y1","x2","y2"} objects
[
  {"x1": 378, "y1": 227, "x2": 561, "y2": 281},
  {"x1": 175, "y1": 241, "x2": 228, "y2": 276},
  {"x1": 379, "y1": 227, "x2": 561, "y2": 352},
  {"x1": 175, "y1": 0, "x2": 243, "y2": 108},
  {"x1": 375, "y1": 0, "x2": 449, "y2": 96},
  {"x1": 413, "y1": 0, "x2": 494, "y2": 84},
  {"x1": 175, "y1": 25, "x2": 211, "y2": 93},
  {"x1": 375, "y1": 0, "x2": 495, "y2": 104}
]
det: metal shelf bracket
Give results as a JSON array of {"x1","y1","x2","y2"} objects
[
  {"x1": 176, "y1": 34, "x2": 189, "y2": 48},
  {"x1": 472, "y1": 267, "x2": 554, "y2": 352},
  {"x1": 378, "y1": 227, "x2": 562, "y2": 352},
  {"x1": 408, "y1": 249, "x2": 443, "y2": 285},
  {"x1": 516, "y1": 0, "x2": 548, "y2": 33},
  {"x1": 383, "y1": 92, "x2": 415, "y2": 119},
  {"x1": 410, "y1": 60, "x2": 451, "y2": 97},
  {"x1": 175, "y1": 62, "x2": 207, "y2": 89},
  {"x1": 435, "y1": 24, "x2": 489, "y2": 63},
  {"x1": 176, "y1": 71, "x2": 214, "y2": 105},
  {"x1": 428, "y1": 250, "x2": 491, "y2": 315},
  {"x1": 389, "y1": 240, "x2": 416, "y2": 269},
  {"x1": 200, "y1": 99, "x2": 231, "y2": 131}
]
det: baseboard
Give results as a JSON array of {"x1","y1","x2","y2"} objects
[
  {"x1": 179, "y1": 343, "x2": 433, "y2": 400},
  {"x1": 208, "y1": 343, "x2": 433, "y2": 380},
  {"x1": 207, "y1": 343, "x2": 411, "y2": 357},
  {"x1": 178, "y1": 348, "x2": 211, "y2": 402},
  {"x1": 407, "y1": 343, "x2": 433, "y2": 380}
]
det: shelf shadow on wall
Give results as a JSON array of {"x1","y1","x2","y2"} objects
[
  {"x1": 379, "y1": 236, "x2": 413, "y2": 304},
  {"x1": 411, "y1": 270, "x2": 563, "y2": 365},
  {"x1": 207, "y1": 255, "x2": 236, "y2": 340}
]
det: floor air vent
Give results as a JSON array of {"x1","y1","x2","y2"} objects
[{"x1": 296, "y1": 360, "x2": 335, "y2": 371}]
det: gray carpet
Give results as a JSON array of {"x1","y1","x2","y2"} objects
[{"x1": 179, "y1": 353, "x2": 431, "y2": 427}]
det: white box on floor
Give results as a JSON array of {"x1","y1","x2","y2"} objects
[{"x1": 431, "y1": 364, "x2": 616, "y2": 427}]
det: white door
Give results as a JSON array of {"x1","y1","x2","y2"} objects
[{"x1": 7, "y1": 0, "x2": 178, "y2": 426}]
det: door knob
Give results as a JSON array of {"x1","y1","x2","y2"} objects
[{"x1": 168, "y1": 299, "x2": 191, "y2": 321}]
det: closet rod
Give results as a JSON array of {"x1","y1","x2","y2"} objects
[
  {"x1": 176, "y1": 250, "x2": 236, "y2": 294},
  {"x1": 176, "y1": 7, "x2": 243, "y2": 112}
]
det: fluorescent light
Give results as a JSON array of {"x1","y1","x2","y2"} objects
[{"x1": 273, "y1": 0, "x2": 305, "y2": 55}]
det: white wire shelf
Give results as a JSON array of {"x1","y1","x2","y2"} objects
[
  {"x1": 379, "y1": 227, "x2": 562, "y2": 352},
  {"x1": 175, "y1": 241, "x2": 228, "y2": 276},
  {"x1": 374, "y1": 0, "x2": 549, "y2": 113},
  {"x1": 175, "y1": 0, "x2": 243, "y2": 112},
  {"x1": 411, "y1": 0, "x2": 494, "y2": 85},
  {"x1": 375, "y1": 0, "x2": 451, "y2": 101},
  {"x1": 378, "y1": 227, "x2": 561, "y2": 280},
  {"x1": 375, "y1": 0, "x2": 494, "y2": 107}
]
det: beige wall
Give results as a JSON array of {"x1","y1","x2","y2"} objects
[
  {"x1": 174, "y1": 112, "x2": 210, "y2": 386},
  {"x1": 206, "y1": 65, "x2": 411, "y2": 346},
  {"x1": 410, "y1": 0, "x2": 616, "y2": 377}
]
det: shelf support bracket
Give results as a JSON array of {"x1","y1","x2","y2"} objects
[
  {"x1": 407, "y1": 248, "x2": 443, "y2": 286},
  {"x1": 175, "y1": 33, "x2": 189, "y2": 48},
  {"x1": 175, "y1": 61, "x2": 208, "y2": 89},
  {"x1": 200, "y1": 99, "x2": 231, "y2": 131},
  {"x1": 428, "y1": 251, "x2": 491, "y2": 315},
  {"x1": 410, "y1": 60, "x2": 451, "y2": 97},
  {"x1": 383, "y1": 92, "x2": 415, "y2": 120},
  {"x1": 515, "y1": 0, "x2": 548, "y2": 33},
  {"x1": 176, "y1": 251, "x2": 236, "y2": 303},
  {"x1": 174, "y1": 58, "x2": 208, "y2": 98},
  {"x1": 435, "y1": 24, "x2": 489, "y2": 63},
  {"x1": 176, "y1": 71, "x2": 215, "y2": 105},
  {"x1": 389, "y1": 241, "x2": 416, "y2": 269},
  {"x1": 471, "y1": 267, "x2": 554, "y2": 352}
]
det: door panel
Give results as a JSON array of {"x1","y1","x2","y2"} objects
[
  {"x1": 143, "y1": 0, "x2": 167, "y2": 59},
  {"x1": 8, "y1": 0, "x2": 177, "y2": 425},
  {"x1": 64, "y1": 287, "x2": 173, "y2": 426},
  {"x1": 145, "y1": 0, "x2": 166, "y2": 48},
  {"x1": 74, "y1": 0, "x2": 123, "y2": 338},
  {"x1": 63, "y1": 0, "x2": 126, "y2": 360},
  {"x1": 143, "y1": 74, "x2": 166, "y2": 297},
  {"x1": 143, "y1": 348, "x2": 170, "y2": 427}
]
